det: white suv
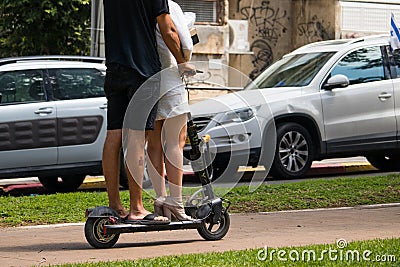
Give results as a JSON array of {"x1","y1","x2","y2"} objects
[
  {"x1": 188, "y1": 35, "x2": 400, "y2": 179},
  {"x1": 0, "y1": 56, "x2": 131, "y2": 192}
]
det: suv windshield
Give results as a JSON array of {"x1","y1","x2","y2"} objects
[{"x1": 247, "y1": 52, "x2": 335, "y2": 89}]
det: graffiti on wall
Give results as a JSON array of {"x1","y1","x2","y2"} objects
[
  {"x1": 239, "y1": 1, "x2": 289, "y2": 79},
  {"x1": 297, "y1": 15, "x2": 334, "y2": 43},
  {"x1": 248, "y1": 40, "x2": 273, "y2": 79}
]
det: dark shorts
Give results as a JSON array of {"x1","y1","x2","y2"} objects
[{"x1": 104, "y1": 63, "x2": 159, "y2": 130}]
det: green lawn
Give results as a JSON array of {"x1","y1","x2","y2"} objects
[
  {"x1": 0, "y1": 174, "x2": 399, "y2": 227},
  {"x1": 53, "y1": 238, "x2": 399, "y2": 266}
]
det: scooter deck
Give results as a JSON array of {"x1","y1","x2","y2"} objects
[{"x1": 105, "y1": 219, "x2": 203, "y2": 234}]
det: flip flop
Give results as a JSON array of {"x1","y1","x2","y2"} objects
[{"x1": 123, "y1": 213, "x2": 170, "y2": 225}]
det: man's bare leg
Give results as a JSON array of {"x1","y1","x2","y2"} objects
[
  {"x1": 102, "y1": 129, "x2": 127, "y2": 217},
  {"x1": 124, "y1": 129, "x2": 168, "y2": 221}
]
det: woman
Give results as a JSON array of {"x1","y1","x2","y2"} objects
[{"x1": 146, "y1": 0, "x2": 194, "y2": 221}]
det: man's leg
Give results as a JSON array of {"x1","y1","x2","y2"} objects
[
  {"x1": 124, "y1": 129, "x2": 168, "y2": 221},
  {"x1": 102, "y1": 129, "x2": 127, "y2": 217}
]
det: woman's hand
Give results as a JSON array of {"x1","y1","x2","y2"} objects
[{"x1": 178, "y1": 62, "x2": 196, "y2": 76}]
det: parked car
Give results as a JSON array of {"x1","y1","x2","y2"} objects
[
  {"x1": 0, "y1": 56, "x2": 148, "y2": 192},
  {"x1": 187, "y1": 35, "x2": 400, "y2": 179}
]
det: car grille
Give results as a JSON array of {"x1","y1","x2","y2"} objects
[{"x1": 192, "y1": 116, "x2": 212, "y2": 131}]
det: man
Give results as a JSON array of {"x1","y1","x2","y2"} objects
[{"x1": 102, "y1": 0, "x2": 195, "y2": 223}]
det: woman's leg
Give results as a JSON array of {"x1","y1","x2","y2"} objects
[
  {"x1": 162, "y1": 113, "x2": 187, "y2": 199},
  {"x1": 146, "y1": 120, "x2": 167, "y2": 198},
  {"x1": 162, "y1": 113, "x2": 193, "y2": 220}
]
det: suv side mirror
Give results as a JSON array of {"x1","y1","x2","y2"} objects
[
  {"x1": 323, "y1": 74, "x2": 350, "y2": 90},
  {"x1": 0, "y1": 93, "x2": 2, "y2": 103}
]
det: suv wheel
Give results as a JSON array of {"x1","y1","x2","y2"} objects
[
  {"x1": 38, "y1": 175, "x2": 86, "y2": 193},
  {"x1": 270, "y1": 123, "x2": 314, "y2": 179},
  {"x1": 366, "y1": 154, "x2": 400, "y2": 171}
]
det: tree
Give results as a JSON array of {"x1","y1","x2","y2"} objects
[{"x1": 0, "y1": 0, "x2": 91, "y2": 57}]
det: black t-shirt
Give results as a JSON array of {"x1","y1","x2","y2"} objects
[{"x1": 103, "y1": 0, "x2": 169, "y2": 77}]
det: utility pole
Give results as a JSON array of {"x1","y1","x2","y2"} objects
[{"x1": 90, "y1": 0, "x2": 104, "y2": 57}]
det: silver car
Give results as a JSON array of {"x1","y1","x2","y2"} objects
[
  {"x1": 188, "y1": 35, "x2": 400, "y2": 179},
  {"x1": 0, "y1": 56, "x2": 135, "y2": 192}
]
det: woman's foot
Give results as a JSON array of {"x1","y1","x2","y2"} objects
[
  {"x1": 163, "y1": 196, "x2": 193, "y2": 221},
  {"x1": 154, "y1": 196, "x2": 166, "y2": 216}
]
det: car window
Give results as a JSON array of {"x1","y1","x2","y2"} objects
[
  {"x1": 48, "y1": 68, "x2": 105, "y2": 100},
  {"x1": 247, "y1": 52, "x2": 335, "y2": 89},
  {"x1": 0, "y1": 70, "x2": 45, "y2": 104},
  {"x1": 393, "y1": 49, "x2": 400, "y2": 78},
  {"x1": 330, "y1": 46, "x2": 386, "y2": 85}
]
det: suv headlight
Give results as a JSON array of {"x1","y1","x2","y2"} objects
[{"x1": 218, "y1": 107, "x2": 258, "y2": 125}]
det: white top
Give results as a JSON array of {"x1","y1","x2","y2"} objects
[
  {"x1": 156, "y1": 0, "x2": 194, "y2": 97},
  {"x1": 156, "y1": 0, "x2": 193, "y2": 68}
]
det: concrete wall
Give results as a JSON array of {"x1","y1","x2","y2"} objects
[
  {"x1": 91, "y1": 0, "x2": 339, "y2": 96},
  {"x1": 228, "y1": 0, "x2": 338, "y2": 80},
  {"x1": 229, "y1": 0, "x2": 292, "y2": 79},
  {"x1": 291, "y1": 0, "x2": 338, "y2": 48}
]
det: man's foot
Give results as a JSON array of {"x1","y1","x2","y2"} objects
[
  {"x1": 110, "y1": 206, "x2": 128, "y2": 218},
  {"x1": 124, "y1": 213, "x2": 170, "y2": 225},
  {"x1": 125, "y1": 210, "x2": 169, "y2": 222}
]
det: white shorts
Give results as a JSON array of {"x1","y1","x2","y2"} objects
[{"x1": 156, "y1": 90, "x2": 190, "y2": 120}]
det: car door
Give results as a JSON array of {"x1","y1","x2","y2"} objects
[
  {"x1": 390, "y1": 49, "x2": 400, "y2": 142},
  {"x1": 0, "y1": 69, "x2": 57, "y2": 170},
  {"x1": 321, "y1": 45, "x2": 397, "y2": 153},
  {"x1": 47, "y1": 67, "x2": 107, "y2": 164}
]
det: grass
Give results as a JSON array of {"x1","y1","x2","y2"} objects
[
  {"x1": 52, "y1": 238, "x2": 400, "y2": 266},
  {"x1": 0, "y1": 174, "x2": 399, "y2": 227}
]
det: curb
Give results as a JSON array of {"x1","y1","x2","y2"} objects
[{"x1": 307, "y1": 162, "x2": 376, "y2": 176}]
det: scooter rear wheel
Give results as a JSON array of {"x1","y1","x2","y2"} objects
[
  {"x1": 197, "y1": 210, "x2": 230, "y2": 241},
  {"x1": 85, "y1": 217, "x2": 120, "y2": 248}
]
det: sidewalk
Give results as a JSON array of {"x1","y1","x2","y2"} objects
[{"x1": 0, "y1": 204, "x2": 398, "y2": 266}]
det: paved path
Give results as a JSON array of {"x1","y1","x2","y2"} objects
[{"x1": 0, "y1": 204, "x2": 399, "y2": 266}]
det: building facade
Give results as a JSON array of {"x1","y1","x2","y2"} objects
[{"x1": 90, "y1": 0, "x2": 400, "y2": 86}]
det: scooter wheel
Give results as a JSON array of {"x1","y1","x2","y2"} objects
[
  {"x1": 197, "y1": 210, "x2": 230, "y2": 241},
  {"x1": 85, "y1": 217, "x2": 120, "y2": 248}
]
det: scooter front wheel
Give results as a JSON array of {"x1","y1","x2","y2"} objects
[
  {"x1": 85, "y1": 217, "x2": 120, "y2": 248},
  {"x1": 197, "y1": 210, "x2": 230, "y2": 241}
]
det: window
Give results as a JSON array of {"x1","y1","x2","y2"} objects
[
  {"x1": 330, "y1": 46, "x2": 386, "y2": 85},
  {"x1": 393, "y1": 49, "x2": 400, "y2": 78},
  {"x1": 0, "y1": 70, "x2": 45, "y2": 104},
  {"x1": 48, "y1": 68, "x2": 105, "y2": 100},
  {"x1": 247, "y1": 52, "x2": 335, "y2": 89},
  {"x1": 175, "y1": 0, "x2": 219, "y2": 23}
]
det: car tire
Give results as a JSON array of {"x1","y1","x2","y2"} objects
[
  {"x1": 38, "y1": 175, "x2": 86, "y2": 193},
  {"x1": 210, "y1": 152, "x2": 238, "y2": 181},
  {"x1": 269, "y1": 123, "x2": 314, "y2": 179},
  {"x1": 211, "y1": 161, "x2": 229, "y2": 180},
  {"x1": 366, "y1": 154, "x2": 400, "y2": 171}
]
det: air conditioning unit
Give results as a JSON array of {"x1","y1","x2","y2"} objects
[{"x1": 228, "y1": 20, "x2": 250, "y2": 53}]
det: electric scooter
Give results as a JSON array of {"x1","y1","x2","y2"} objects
[{"x1": 84, "y1": 70, "x2": 231, "y2": 249}]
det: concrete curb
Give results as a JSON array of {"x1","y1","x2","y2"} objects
[{"x1": 307, "y1": 162, "x2": 376, "y2": 176}]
